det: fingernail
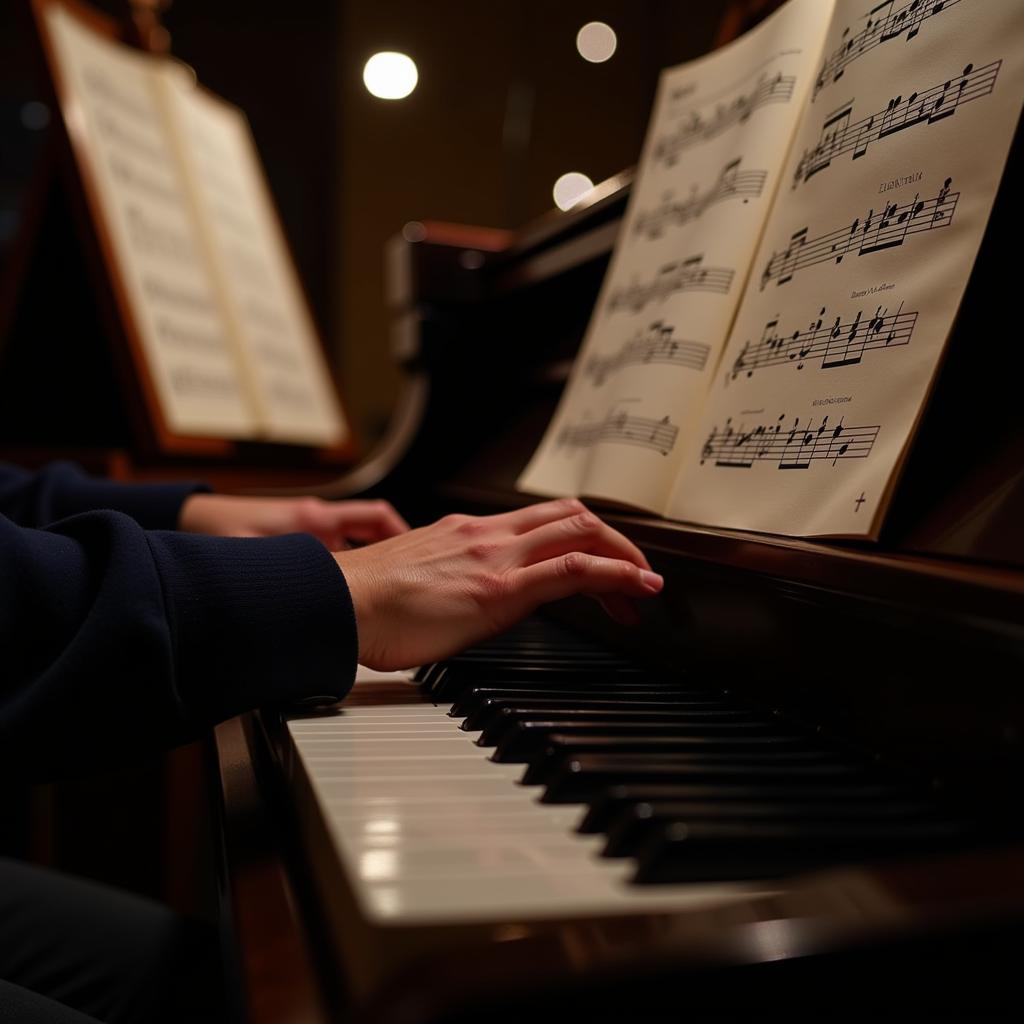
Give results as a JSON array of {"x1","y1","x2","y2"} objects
[{"x1": 640, "y1": 570, "x2": 663, "y2": 592}]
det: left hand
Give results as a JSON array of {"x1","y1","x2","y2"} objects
[{"x1": 178, "y1": 493, "x2": 410, "y2": 548}]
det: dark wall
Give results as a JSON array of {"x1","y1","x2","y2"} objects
[
  {"x1": 0, "y1": 1, "x2": 724, "y2": 440},
  {"x1": 335, "y1": 1, "x2": 722, "y2": 437}
]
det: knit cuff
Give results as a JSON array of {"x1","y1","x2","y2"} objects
[{"x1": 147, "y1": 530, "x2": 358, "y2": 722}]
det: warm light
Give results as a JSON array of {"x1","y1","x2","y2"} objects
[
  {"x1": 363, "y1": 52, "x2": 418, "y2": 100},
  {"x1": 576, "y1": 22, "x2": 617, "y2": 63},
  {"x1": 553, "y1": 172, "x2": 594, "y2": 211}
]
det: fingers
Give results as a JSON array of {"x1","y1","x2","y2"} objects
[
  {"x1": 509, "y1": 552, "x2": 663, "y2": 620},
  {"x1": 487, "y1": 498, "x2": 592, "y2": 536},
  {"x1": 313, "y1": 500, "x2": 411, "y2": 544},
  {"x1": 514, "y1": 510, "x2": 651, "y2": 571}
]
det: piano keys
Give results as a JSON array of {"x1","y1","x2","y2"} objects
[{"x1": 240, "y1": 611, "x2": 1013, "y2": 1018}]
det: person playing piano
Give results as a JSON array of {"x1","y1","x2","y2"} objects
[{"x1": 0, "y1": 459, "x2": 662, "y2": 1024}]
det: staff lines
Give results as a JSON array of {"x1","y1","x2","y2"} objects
[
  {"x1": 634, "y1": 158, "x2": 767, "y2": 241},
  {"x1": 700, "y1": 413, "x2": 880, "y2": 470},
  {"x1": 796, "y1": 60, "x2": 1000, "y2": 187},
  {"x1": 814, "y1": 0, "x2": 967, "y2": 101},
  {"x1": 610, "y1": 255, "x2": 735, "y2": 314},
  {"x1": 559, "y1": 412, "x2": 679, "y2": 457},
  {"x1": 729, "y1": 302, "x2": 917, "y2": 381},
  {"x1": 761, "y1": 176, "x2": 957, "y2": 290}
]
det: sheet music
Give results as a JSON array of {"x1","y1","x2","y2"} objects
[
  {"x1": 157, "y1": 72, "x2": 348, "y2": 446},
  {"x1": 518, "y1": 0, "x2": 834, "y2": 510},
  {"x1": 45, "y1": 5, "x2": 257, "y2": 438},
  {"x1": 669, "y1": 0, "x2": 1024, "y2": 537}
]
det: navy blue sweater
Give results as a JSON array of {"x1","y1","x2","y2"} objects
[{"x1": 0, "y1": 462, "x2": 358, "y2": 780}]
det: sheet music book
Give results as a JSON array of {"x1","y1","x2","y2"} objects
[
  {"x1": 36, "y1": 0, "x2": 349, "y2": 447},
  {"x1": 519, "y1": 0, "x2": 1024, "y2": 538}
]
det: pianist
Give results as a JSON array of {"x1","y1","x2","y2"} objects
[{"x1": 0, "y1": 459, "x2": 661, "y2": 1023}]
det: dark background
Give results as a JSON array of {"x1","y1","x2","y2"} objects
[{"x1": 0, "y1": 0, "x2": 723, "y2": 441}]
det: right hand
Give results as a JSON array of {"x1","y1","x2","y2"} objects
[{"x1": 333, "y1": 499, "x2": 663, "y2": 671}]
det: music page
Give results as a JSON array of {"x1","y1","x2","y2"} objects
[
  {"x1": 518, "y1": 0, "x2": 835, "y2": 510},
  {"x1": 669, "y1": 0, "x2": 1024, "y2": 537},
  {"x1": 44, "y1": 4, "x2": 258, "y2": 438},
  {"x1": 157, "y1": 71, "x2": 349, "y2": 446}
]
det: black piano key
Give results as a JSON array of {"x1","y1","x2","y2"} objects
[
  {"x1": 523, "y1": 735, "x2": 821, "y2": 783},
  {"x1": 442, "y1": 649, "x2": 636, "y2": 664},
  {"x1": 539, "y1": 755, "x2": 871, "y2": 804},
  {"x1": 462, "y1": 697, "x2": 735, "y2": 733},
  {"x1": 578, "y1": 782, "x2": 914, "y2": 833},
  {"x1": 601, "y1": 798, "x2": 940, "y2": 857},
  {"x1": 426, "y1": 664, "x2": 657, "y2": 698},
  {"x1": 632, "y1": 819, "x2": 968, "y2": 884},
  {"x1": 490, "y1": 721, "x2": 784, "y2": 763},
  {"x1": 473, "y1": 706, "x2": 764, "y2": 746},
  {"x1": 449, "y1": 686, "x2": 706, "y2": 719}
]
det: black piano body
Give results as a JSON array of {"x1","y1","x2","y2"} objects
[{"x1": 211, "y1": 142, "x2": 1024, "y2": 1022}]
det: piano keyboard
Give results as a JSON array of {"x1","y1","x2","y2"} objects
[{"x1": 284, "y1": 619, "x2": 967, "y2": 925}]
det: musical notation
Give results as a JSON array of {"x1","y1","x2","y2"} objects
[
  {"x1": 559, "y1": 412, "x2": 679, "y2": 457},
  {"x1": 609, "y1": 256, "x2": 734, "y2": 313},
  {"x1": 585, "y1": 323, "x2": 710, "y2": 386},
  {"x1": 653, "y1": 73, "x2": 794, "y2": 167},
  {"x1": 634, "y1": 159, "x2": 767, "y2": 240},
  {"x1": 760, "y1": 177, "x2": 957, "y2": 290},
  {"x1": 796, "y1": 61, "x2": 1000, "y2": 187},
  {"x1": 700, "y1": 414, "x2": 880, "y2": 469},
  {"x1": 730, "y1": 302, "x2": 917, "y2": 381},
  {"x1": 813, "y1": 0, "x2": 966, "y2": 101}
]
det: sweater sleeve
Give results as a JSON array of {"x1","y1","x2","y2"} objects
[
  {"x1": 0, "y1": 461, "x2": 206, "y2": 530},
  {"x1": 0, "y1": 509, "x2": 358, "y2": 781}
]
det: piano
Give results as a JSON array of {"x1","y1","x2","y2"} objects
[{"x1": 210, "y1": 143, "x2": 1024, "y2": 1021}]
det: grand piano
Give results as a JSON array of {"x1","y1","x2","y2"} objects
[{"x1": 211, "y1": 128, "x2": 1024, "y2": 1022}]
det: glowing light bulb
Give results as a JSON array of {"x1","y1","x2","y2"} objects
[
  {"x1": 553, "y1": 172, "x2": 594, "y2": 211},
  {"x1": 576, "y1": 22, "x2": 617, "y2": 63},
  {"x1": 363, "y1": 52, "x2": 418, "y2": 100}
]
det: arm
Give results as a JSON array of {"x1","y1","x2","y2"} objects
[
  {"x1": 0, "y1": 498, "x2": 659, "y2": 780},
  {"x1": 0, "y1": 461, "x2": 203, "y2": 530},
  {"x1": 0, "y1": 509, "x2": 355, "y2": 781},
  {"x1": 0, "y1": 460, "x2": 409, "y2": 543}
]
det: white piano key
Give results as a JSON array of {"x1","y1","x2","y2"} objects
[{"x1": 285, "y1": 686, "x2": 769, "y2": 927}]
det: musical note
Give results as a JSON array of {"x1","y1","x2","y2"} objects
[
  {"x1": 609, "y1": 256, "x2": 735, "y2": 313},
  {"x1": 700, "y1": 414, "x2": 880, "y2": 469},
  {"x1": 585, "y1": 323, "x2": 710, "y2": 386},
  {"x1": 813, "y1": 0, "x2": 967, "y2": 102},
  {"x1": 760, "y1": 176, "x2": 958, "y2": 290},
  {"x1": 654, "y1": 72, "x2": 795, "y2": 167},
  {"x1": 730, "y1": 302, "x2": 916, "y2": 381},
  {"x1": 559, "y1": 412, "x2": 679, "y2": 456},
  {"x1": 796, "y1": 61, "x2": 1000, "y2": 186},
  {"x1": 633, "y1": 159, "x2": 768, "y2": 240}
]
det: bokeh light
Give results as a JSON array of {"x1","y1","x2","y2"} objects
[
  {"x1": 576, "y1": 22, "x2": 617, "y2": 63},
  {"x1": 553, "y1": 172, "x2": 594, "y2": 211},
  {"x1": 363, "y1": 52, "x2": 418, "y2": 100}
]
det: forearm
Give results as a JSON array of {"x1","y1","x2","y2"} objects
[
  {"x1": 0, "y1": 511, "x2": 356, "y2": 781},
  {"x1": 0, "y1": 461, "x2": 205, "y2": 530}
]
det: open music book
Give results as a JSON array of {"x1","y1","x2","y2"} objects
[
  {"x1": 36, "y1": 0, "x2": 348, "y2": 447},
  {"x1": 519, "y1": 0, "x2": 1023, "y2": 538}
]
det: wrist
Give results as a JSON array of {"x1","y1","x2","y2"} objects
[{"x1": 177, "y1": 493, "x2": 204, "y2": 532}]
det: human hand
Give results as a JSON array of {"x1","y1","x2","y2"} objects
[
  {"x1": 178, "y1": 493, "x2": 409, "y2": 548},
  {"x1": 333, "y1": 499, "x2": 663, "y2": 671}
]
